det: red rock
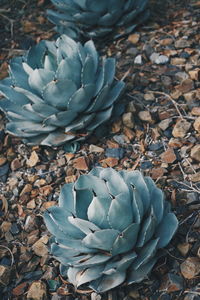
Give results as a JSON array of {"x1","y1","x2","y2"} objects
[
  {"x1": 161, "y1": 148, "x2": 177, "y2": 164},
  {"x1": 41, "y1": 201, "x2": 57, "y2": 210},
  {"x1": 106, "y1": 140, "x2": 119, "y2": 148},
  {"x1": 100, "y1": 157, "x2": 119, "y2": 167},
  {"x1": 39, "y1": 185, "x2": 53, "y2": 196},
  {"x1": 159, "y1": 38, "x2": 173, "y2": 46},
  {"x1": 151, "y1": 167, "x2": 165, "y2": 179},
  {"x1": 123, "y1": 126, "x2": 135, "y2": 141},
  {"x1": 0, "y1": 156, "x2": 7, "y2": 166},
  {"x1": 12, "y1": 282, "x2": 28, "y2": 296},
  {"x1": 10, "y1": 158, "x2": 22, "y2": 171},
  {"x1": 73, "y1": 156, "x2": 88, "y2": 170}
]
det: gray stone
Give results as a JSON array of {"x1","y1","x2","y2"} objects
[
  {"x1": 172, "y1": 119, "x2": 191, "y2": 138},
  {"x1": 158, "y1": 119, "x2": 172, "y2": 131},
  {"x1": 175, "y1": 39, "x2": 192, "y2": 49},
  {"x1": 122, "y1": 112, "x2": 134, "y2": 128},
  {"x1": 134, "y1": 55, "x2": 143, "y2": 65}
]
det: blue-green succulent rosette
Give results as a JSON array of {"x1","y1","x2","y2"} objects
[
  {"x1": 48, "y1": 0, "x2": 150, "y2": 41},
  {"x1": 44, "y1": 168, "x2": 178, "y2": 293},
  {"x1": 0, "y1": 35, "x2": 125, "y2": 147}
]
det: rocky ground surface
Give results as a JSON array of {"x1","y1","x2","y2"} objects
[{"x1": 0, "y1": 0, "x2": 200, "y2": 299}]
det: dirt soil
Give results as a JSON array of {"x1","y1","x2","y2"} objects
[{"x1": 0, "y1": 0, "x2": 200, "y2": 299}]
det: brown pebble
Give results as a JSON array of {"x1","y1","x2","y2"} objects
[
  {"x1": 138, "y1": 110, "x2": 154, "y2": 123},
  {"x1": 189, "y1": 172, "x2": 200, "y2": 183},
  {"x1": 20, "y1": 184, "x2": 32, "y2": 196},
  {"x1": 1, "y1": 221, "x2": 11, "y2": 233},
  {"x1": 26, "y1": 151, "x2": 39, "y2": 167},
  {"x1": 122, "y1": 112, "x2": 134, "y2": 129},
  {"x1": 10, "y1": 158, "x2": 22, "y2": 171},
  {"x1": 177, "y1": 79, "x2": 194, "y2": 94},
  {"x1": 65, "y1": 175, "x2": 77, "y2": 183},
  {"x1": 0, "y1": 156, "x2": 7, "y2": 166},
  {"x1": 100, "y1": 157, "x2": 119, "y2": 167},
  {"x1": 191, "y1": 107, "x2": 200, "y2": 116},
  {"x1": 159, "y1": 38, "x2": 173, "y2": 46},
  {"x1": 191, "y1": 145, "x2": 200, "y2": 162},
  {"x1": 32, "y1": 236, "x2": 49, "y2": 257},
  {"x1": 123, "y1": 126, "x2": 135, "y2": 141},
  {"x1": 111, "y1": 119, "x2": 122, "y2": 133},
  {"x1": 161, "y1": 148, "x2": 177, "y2": 164},
  {"x1": 41, "y1": 201, "x2": 57, "y2": 211},
  {"x1": 73, "y1": 156, "x2": 88, "y2": 170},
  {"x1": 171, "y1": 57, "x2": 186, "y2": 65},
  {"x1": 168, "y1": 138, "x2": 183, "y2": 148},
  {"x1": 189, "y1": 69, "x2": 200, "y2": 81},
  {"x1": 180, "y1": 257, "x2": 200, "y2": 279},
  {"x1": 193, "y1": 117, "x2": 200, "y2": 133},
  {"x1": 128, "y1": 33, "x2": 140, "y2": 44},
  {"x1": 172, "y1": 119, "x2": 191, "y2": 138},
  {"x1": 177, "y1": 243, "x2": 191, "y2": 256},
  {"x1": 0, "y1": 265, "x2": 11, "y2": 285},
  {"x1": 151, "y1": 167, "x2": 165, "y2": 179},
  {"x1": 12, "y1": 282, "x2": 29, "y2": 296},
  {"x1": 27, "y1": 281, "x2": 47, "y2": 300}
]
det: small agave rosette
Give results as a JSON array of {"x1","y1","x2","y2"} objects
[
  {"x1": 44, "y1": 168, "x2": 178, "y2": 293},
  {"x1": 0, "y1": 35, "x2": 124, "y2": 147},
  {"x1": 48, "y1": 0, "x2": 149, "y2": 40}
]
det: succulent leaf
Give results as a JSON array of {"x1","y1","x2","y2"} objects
[
  {"x1": 44, "y1": 168, "x2": 178, "y2": 292},
  {"x1": 47, "y1": 0, "x2": 150, "y2": 40},
  {"x1": 0, "y1": 36, "x2": 124, "y2": 147}
]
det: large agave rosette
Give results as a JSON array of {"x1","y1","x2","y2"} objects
[
  {"x1": 48, "y1": 0, "x2": 150, "y2": 40},
  {"x1": 0, "y1": 35, "x2": 124, "y2": 147},
  {"x1": 44, "y1": 168, "x2": 178, "y2": 293}
]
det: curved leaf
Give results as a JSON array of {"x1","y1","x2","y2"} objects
[
  {"x1": 89, "y1": 271, "x2": 126, "y2": 293},
  {"x1": 155, "y1": 213, "x2": 178, "y2": 248},
  {"x1": 82, "y1": 229, "x2": 119, "y2": 251},
  {"x1": 112, "y1": 223, "x2": 140, "y2": 256},
  {"x1": 67, "y1": 84, "x2": 95, "y2": 112},
  {"x1": 108, "y1": 193, "x2": 133, "y2": 231},
  {"x1": 43, "y1": 79, "x2": 77, "y2": 109}
]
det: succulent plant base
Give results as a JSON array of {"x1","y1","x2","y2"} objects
[{"x1": 44, "y1": 168, "x2": 178, "y2": 293}]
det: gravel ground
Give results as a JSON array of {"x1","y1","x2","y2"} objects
[{"x1": 0, "y1": 1, "x2": 200, "y2": 299}]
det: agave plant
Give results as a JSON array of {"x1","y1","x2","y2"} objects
[
  {"x1": 44, "y1": 167, "x2": 178, "y2": 293},
  {"x1": 47, "y1": 0, "x2": 150, "y2": 40},
  {"x1": 0, "y1": 35, "x2": 125, "y2": 147}
]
